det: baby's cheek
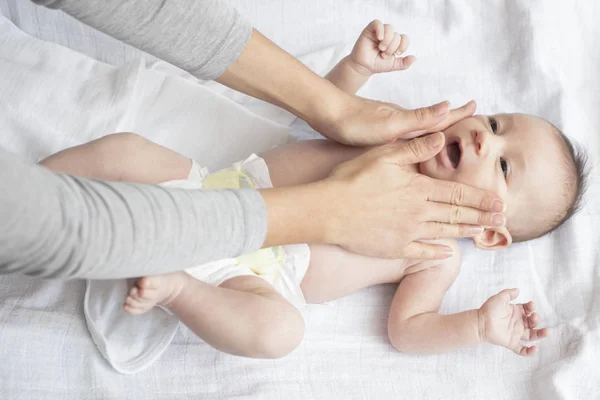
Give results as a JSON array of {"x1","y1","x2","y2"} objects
[{"x1": 454, "y1": 170, "x2": 504, "y2": 195}]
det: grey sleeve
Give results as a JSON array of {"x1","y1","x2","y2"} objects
[
  {"x1": 0, "y1": 149, "x2": 267, "y2": 280},
  {"x1": 32, "y1": 0, "x2": 252, "y2": 80}
]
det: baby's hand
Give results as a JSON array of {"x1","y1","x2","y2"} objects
[
  {"x1": 348, "y1": 20, "x2": 416, "y2": 76},
  {"x1": 478, "y1": 288, "x2": 550, "y2": 356}
]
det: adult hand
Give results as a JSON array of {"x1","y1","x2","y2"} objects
[
  {"x1": 320, "y1": 132, "x2": 505, "y2": 259},
  {"x1": 217, "y1": 30, "x2": 476, "y2": 148},
  {"x1": 314, "y1": 97, "x2": 478, "y2": 146}
]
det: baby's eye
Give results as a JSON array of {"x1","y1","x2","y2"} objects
[
  {"x1": 489, "y1": 117, "x2": 498, "y2": 134},
  {"x1": 500, "y1": 158, "x2": 509, "y2": 178}
]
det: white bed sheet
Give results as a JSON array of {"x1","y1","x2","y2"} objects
[{"x1": 1, "y1": 1, "x2": 599, "y2": 399}]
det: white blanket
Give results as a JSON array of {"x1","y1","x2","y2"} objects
[{"x1": 1, "y1": 1, "x2": 599, "y2": 399}]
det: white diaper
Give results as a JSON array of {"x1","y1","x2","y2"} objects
[{"x1": 84, "y1": 155, "x2": 311, "y2": 374}]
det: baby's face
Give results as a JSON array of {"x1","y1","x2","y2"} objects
[{"x1": 419, "y1": 113, "x2": 566, "y2": 245}]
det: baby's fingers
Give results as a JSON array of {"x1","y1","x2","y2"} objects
[
  {"x1": 522, "y1": 327, "x2": 550, "y2": 341},
  {"x1": 393, "y1": 34, "x2": 410, "y2": 57},
  {"x1": 524, "y1": 301, "x2": 536, "y2": 315},
  {"x1": 496, "y1": 288, "x2": 520, "y2": 303},
  {"x1": 392, "y1": 55, "x2": 416, "y2": 71},
  {"x1": 367, "y1": 19, "x2": 385, "y2": 41},
  {"x1": 527, "y1": 311, "x2": 539, "y2": 328},
  {"x1": 382, "y1": 33, "x2": 402, "y2": 58},
  {"x1": 515, "y1": 344, "x2": 538, "y2": 356},
  {"x1": 379, "y1": 24, "x2": 396, "y2": 52}
]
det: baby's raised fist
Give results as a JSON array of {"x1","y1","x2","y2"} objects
[{"x1": 349, "y1": 19, "x2": 416, "y2": 76}]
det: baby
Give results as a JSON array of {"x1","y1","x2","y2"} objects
[{"x1": 41, "y1": 21, "x2": 586, "y2": 359}]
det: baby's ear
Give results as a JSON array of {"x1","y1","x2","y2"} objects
[{"x1": 472, "y1": 226, "x2": 512, "y2": 250}]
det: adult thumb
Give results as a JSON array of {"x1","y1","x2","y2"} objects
[
  {"x1": 391, "y1": 101, "x2": 450, "y2": 136},
  {"x1": 386, "y1": 132, "x2": 445, "y2": 166}
]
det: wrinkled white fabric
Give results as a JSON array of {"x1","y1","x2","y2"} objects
[{"x1": 0, "y1": 1, "x2": 599, "y2": 399}]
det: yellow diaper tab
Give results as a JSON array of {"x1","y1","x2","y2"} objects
[
  {"x1": 202, "y1": 166, "x2": 284, "y2": 278},
  {"x1": 202, "y1": 167, "x2": 257, "y2": 190}
]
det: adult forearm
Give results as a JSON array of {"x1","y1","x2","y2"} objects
[
  {"x1": 389, "y1": 310, "x2": 482, "y2": 354},
  {"x1": 216, "y1": 29, "x2": 348, "y2": 132},
  {"x1": 33, "y1": 0, "x2": 251, "y2": 80},
  {"x1": 0, "y1": 149, "x2": 266, "y2": 279}
]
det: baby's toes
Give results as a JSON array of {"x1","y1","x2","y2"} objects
[
  {"x1": 137, "y1": 285, "x2": 160, "y2": 301},
  {"x1": 123, "y1": 296, "x2": 146, "y2": 314},
  {"x1": 137, "y1": 276, "x2": 159, "y2": 291},
  {"x1": 123, "y1": 302, "x2": 145, "y2": 315},
  {"x1": 124, "y1": 294, "x2": 143, "y2": 308},
  {"x1": 128, "y1": 285, "x2": 140, "y2": 298}
]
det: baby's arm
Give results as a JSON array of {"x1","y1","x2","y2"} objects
[
  {"x1": 387, "y1": 249, "x2": 480, "y2": 353},
  {"x1": 388, "y1": 245, "x2": 548, "y2": 355},
  {"x1": 325, "y1": 20, "x2": 415, "y2": 95},
  {"x1": 260, "y1": 139, "x2": 366, "y2": 187}
]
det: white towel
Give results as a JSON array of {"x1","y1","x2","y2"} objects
[
  {"x1": 0, "y1": 15, "x2": 292, "y2": 170},
  {"x1": 1, "y1": 2, "x2": 600, "y2": 399}
]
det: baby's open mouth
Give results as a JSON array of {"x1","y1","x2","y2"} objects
[{"x1": 447, "y1": 141, "x2": 461, "y2": 168}]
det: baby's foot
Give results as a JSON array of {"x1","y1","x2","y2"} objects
[{"x1": 123, "y1": 272, "x2": 187, "y2": 315}]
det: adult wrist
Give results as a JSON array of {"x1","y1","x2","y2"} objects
[
  {"x1": 259, "y1": 181, "x2": 337, "y2": 248},
  {"x1": 302, "y1": 79, "x2": 352, "y2": 135}
]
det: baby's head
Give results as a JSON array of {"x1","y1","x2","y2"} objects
[{"x1": 419, "y1": 113, "x2": 588, "y2": 248}]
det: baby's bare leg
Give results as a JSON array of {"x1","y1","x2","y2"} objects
[
  {"x1": 42, "y1": 134, "x2": 304, "y2": 358},
  {"x1": 124, "y1": 273, "x2": 304, "y2": 358},
  {"x1": 39, "y1": 133, "x2": 192, "y2": 183}
]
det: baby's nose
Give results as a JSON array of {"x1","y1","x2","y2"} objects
[{"x1": 473, "y1": 130, "x2": 487, "y2": 156}]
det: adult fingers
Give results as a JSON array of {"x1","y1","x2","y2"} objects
[
  {"x1": 418, "y1": 222, "x2": 484, "y2": 240},
  {"x1": 381, "y1": 132, "x2": 446, "y2": 166},
  {"x1": 426, "y1": 178, "x2": 505, "y2": 213},
  {"x1": 388, "y1": 102, "x2": 450, "y2": 136},
  {"x1": 397, "y1": 241, "x2": 455, "y2": 260},
  {"x1": 425, "y1": 202, "x2": 505, "y2": 227},
  {"x1": 427, "y1": 100, "x2": 477, "y2": 133},
  {"x1": 398, "y1": 101, "x2": 477, "y2": 139}
]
